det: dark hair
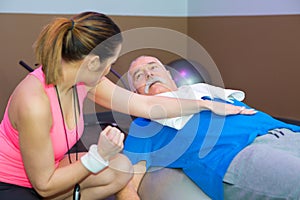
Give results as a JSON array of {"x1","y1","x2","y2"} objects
[{"x1": 34, "y1": 11, "x2": 122, "y2": 85}]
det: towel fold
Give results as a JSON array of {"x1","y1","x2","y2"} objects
[{"x1": 154, "y1": 83, "x2": 245, "y2": 130}]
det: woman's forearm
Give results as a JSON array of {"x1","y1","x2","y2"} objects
[
  {"x1": 128, "y1": 94, "x2": 207, "y2": 119},
  {"x1": 91, "y1": 77, "x2": 255, "y2": 120},
  {"x1": 32, "y1": 159, "x2": 89, "y2": 197},
  {"x1": 127, "y1": 93, "x2": 254, "y2": 119}
]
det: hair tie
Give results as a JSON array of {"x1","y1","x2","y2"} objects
[{"x1": 70, "y1": 20, "x2": 75, "y2": 31}]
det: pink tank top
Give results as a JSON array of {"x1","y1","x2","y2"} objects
[{"x1": 0, "y1": 66, "x2": 87, "y2": 188}]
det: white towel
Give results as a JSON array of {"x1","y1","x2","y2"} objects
[{"x1": 154, "y1": 83, "x2": 245, "y2": 130}]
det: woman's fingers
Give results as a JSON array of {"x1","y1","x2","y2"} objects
[
  {"x1": 212, "y1": 102, "x2": 257, "y2": 116},
  {"x1": 97, "y1": 126, "x2": 125, "y2": 160}
]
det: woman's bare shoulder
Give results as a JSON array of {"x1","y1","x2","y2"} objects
[{"x1": 9, "y1": 75, "x2": 52, "y2": 129}]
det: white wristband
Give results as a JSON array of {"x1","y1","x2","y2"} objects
[{"x1": 80, "y1": 144, "x2": 109, "y2": 174}]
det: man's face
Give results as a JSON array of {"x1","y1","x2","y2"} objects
[{"x1": 129, "y1": 56, "x2": 177, "y2": 95}]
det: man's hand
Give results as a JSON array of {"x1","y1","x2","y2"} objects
[{"x1": 97, "y1": 126, "x2": 125, "y2": 161}]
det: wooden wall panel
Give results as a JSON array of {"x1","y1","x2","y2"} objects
[
  {"x1": 0, "y1": 13, "x2": 299, "y2": 120},
  {"x1": 188, "y1": 15, "x2": 300, "y2": 120},
  {"x1": 0, "y1": 14, "x2": 187, "y2": 116}
]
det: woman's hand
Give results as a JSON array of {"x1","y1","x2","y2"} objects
[
  {"x1": 97, "y1": 126, "x2": 125, "y2": 161},
  {"x1": 203, "y1": 100, "x2": 257, "y2": 116}
]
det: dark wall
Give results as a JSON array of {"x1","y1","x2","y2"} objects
[
  {"x1": 0, "y1": 13, "x2": 187, "y2": 116},
  {"x1": 0, "y1": 13, "x2": 299, "y2": 121},
  {"x1": 188, "y1": 15, "x2": 300, "y2": 120}
]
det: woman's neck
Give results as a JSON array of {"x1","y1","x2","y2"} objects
[{"x1": 57, "y1": 61, "x2": 81, "y2": 94}]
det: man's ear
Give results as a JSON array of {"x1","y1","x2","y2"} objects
[
  {"x1": 167, "y1": 70, "x2": 173, "y2": 79},
  {"x1": 87, "y1": 55, "x2": 100, "y2": 72}
]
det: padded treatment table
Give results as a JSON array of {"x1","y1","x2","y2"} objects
[{"x1": 138, "y1": 167, "x2": 211, "y2": 200}]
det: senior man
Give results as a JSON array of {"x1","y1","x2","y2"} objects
[{"x1": 122, "y1": 55, "x2": 300, "y2": 200}]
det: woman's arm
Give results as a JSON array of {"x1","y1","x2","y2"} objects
[
  {"x1": 13, "y1": 85, "x2": 89, "y2": 197},
  {"x1": 88, "y1": 77, "x2": 254, "y2": 119}
]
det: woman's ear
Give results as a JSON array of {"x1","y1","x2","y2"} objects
[{"x1": 87, "y1": 55, "x2": 101, "y2": 72}]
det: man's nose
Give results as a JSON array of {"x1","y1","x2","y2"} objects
[{"x1": 145, "y1": 70, "x2": 154, "y2": 79}]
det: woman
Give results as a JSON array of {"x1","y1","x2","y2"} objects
[{"x1": 0, "y1": 11, "x2": 253, "y2": 200}]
